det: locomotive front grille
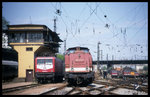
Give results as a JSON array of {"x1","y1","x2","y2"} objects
[{"x1": 36, "y1": 72, "x2": 55, "y2": 78}]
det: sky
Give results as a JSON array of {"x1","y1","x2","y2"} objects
[{"x1": 2, "y1": 2, "x2": 148, "y2": 61}]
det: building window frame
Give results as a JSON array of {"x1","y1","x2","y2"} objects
[{"x1": 26, "y1": 47, "x2": 33, "y2": 51}]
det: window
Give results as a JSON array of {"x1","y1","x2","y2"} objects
[
  {"x1": 27, "y1": 32, "x2": 43, "y2": 42},
  {"x1": 49, "y1": 34, "x2": 52, "y2": 41},
  {"x1": 9, "y1": 33, "x2": 25, "y2": 43},
  {"x1": 45, "y1": 59, "x2": 53, "y2": 64},
  {"x1": 27, "y1": 33, "x2": 34, "y2": 42},
  {"x1": 26, "y1": 47, "x2": 33, "y2": 51},
  {"x1": 67, "y1": 49, "x2": 75, "y2": 54},
  {"x1": 20, "y1": 33, "x2": 25, "y2": 42},
  {"x1": 81, "y1": 49, "x2": 89, "y2": 53},
  {"x1": 37, "y1": 59, "x2": 53, "y2": 65},
  {"x1": 37, "y1": 59, "x2": 44, "y2": 65}
]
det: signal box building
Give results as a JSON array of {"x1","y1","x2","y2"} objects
[{"x1": 7, "y1": 24, "x2": 62, "y2": 81}]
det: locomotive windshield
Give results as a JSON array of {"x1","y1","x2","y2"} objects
[
  {"x1": 45, "y1": 59, "x2": 53, "y2": 64},
  {"x1": 37, "y1": 59, "x2": 44, "y2": 64},
  {"x1": 66, "y1": 48, "x2": 89, "y2": 54},
  {"x1": 66, "y1": 49, "x2": 76, "y2": 54},
  {"x1": 37, "y1": 59, "x2": 53, "y2": 65},
  {"x1": 81, "y1": 49, "x2": 89, "y2": 53}
]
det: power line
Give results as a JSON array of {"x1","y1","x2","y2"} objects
[
  {"x1": 114, "y1": 3, "x2": 142, "y2": 23},
  {"x1": 78, "y1": 3, "x2": 100, "y2": 32},
  {"x1": 86, "y1": 3, "x2": 105, "y2": 24},
  {"x1": 127, "y1": 21, "x2": 147, "y2": 43}
]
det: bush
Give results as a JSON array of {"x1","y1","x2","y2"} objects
[{"x1": 56, "y1": 54, "x2": 64, "y2": 61}]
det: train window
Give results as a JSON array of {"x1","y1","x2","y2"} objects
[
  {"x1": 67, "y1": 49, "x2": 75, "y2": 54},
  {"x1": 45, "y1": 59, "x2": 53, "y2": 64},
  {"x1": 37, "y1": 59, "x2": 44, "y2": 64},
  {"x1": 112, "y1": 70, "x2": 117, "y2": 73},
  {"x1": 81, "y1": 49, "x2": 89, "y2": 53}
]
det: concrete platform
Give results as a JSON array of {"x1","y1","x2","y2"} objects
[{"x1": 2, "y1": 82, "x2": 34, "y2": 89}]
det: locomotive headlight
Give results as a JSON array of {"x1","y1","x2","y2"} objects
[
  {"x1": 71, "y1": 67, "x2": 74, "y2": 71},
  {"x1": 86, "y1": 67, "x2": 88, "y2": 71}
]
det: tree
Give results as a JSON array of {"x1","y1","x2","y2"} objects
[
  {"x1": 56, "y1": 54, "x2": 64, "y2": 61},
  {"x1": 2, "y1": 16, "x2": 9, "y2": 30},
  {"x1": 2, "y1": 16, "x2": 10, "y2": 48}
]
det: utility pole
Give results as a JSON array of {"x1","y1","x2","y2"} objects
[
  {"x1": 100, "y1": 50, "x2": 103, "y2": 61},
  {"x1": 54, "y1": 17, "x2": 57, "y2": 33},
  {"x1": 107, "y1": 54, "x2": 108, "y2": 64},
  {"x1": 30, "y1": 16, "x2": 32, "y2": 24},
  {"x1": 97, "y1": 41, "x2": 101, "y2": 71},
  {"x1": 64, "y1": 39, "x2": 66, "y2": 55},
  {"x1": 112, "y1": 55, "x2": 114, "y2": 60}
]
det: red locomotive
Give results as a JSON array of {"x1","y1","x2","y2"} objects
[
  {"x1": 35, "y1": 57, "x2": 64, "y2": 83},
  {"x1": 110, "y1": 69, "x2": 118, "y2": 78},
  {"x1": 65, "y1": 47, "x2": 94, "y2": 85}
]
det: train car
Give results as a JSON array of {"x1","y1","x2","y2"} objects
[
  {"x1": 110, "y1": 69, "x2": 118, "y2": 78},
  {"x1": 122, "y1": 67, "x2": 139, "y2": 78},
  {"x1": 2, "y1": 60, "x2": 18, "y2": 81},
  {"x1": 65, "y1": 47, "x2": 94, "y2": 85},
  {"x1": 35, "y1": 57, "x2": 64, "y2": 83}
]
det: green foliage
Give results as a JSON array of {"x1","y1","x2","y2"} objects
[
  {"x1": 103, "y1": 66, "x2": 107, "y2": 70},
  {"x1": 56, "y1": 54, "x2": 64, "y2": 61},
  {"x1": 2, "y1": 16, "x2": 9, "y2": 30}
]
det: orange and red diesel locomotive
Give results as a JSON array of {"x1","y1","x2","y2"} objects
[{"x1": 65, "y1": 47, "x2": 95, "y2": 85}]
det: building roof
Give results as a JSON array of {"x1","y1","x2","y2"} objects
[{"x1": 7, "y1": 24, "x2": 47, "y2": 27}]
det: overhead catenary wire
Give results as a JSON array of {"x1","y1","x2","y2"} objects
[
  {"x1": 51, "y1": 3, "x2": 77, "y2": 42},
  {"x1": 50, "y1": 3, "x2": 147, "y2": 60},
  {"x1": 127, "y1": 21, "x2": 147, "y2": 43},
  {"x1": 78, "y1": 3, "x2": 101, "y2": 32},
  {"x1": 114, "y1": 3, "x2": 142, "y2": 24}
]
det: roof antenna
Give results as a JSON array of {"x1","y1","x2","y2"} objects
[{"x1": 30, "y1": 16, "x2": 32, "y2": 24}]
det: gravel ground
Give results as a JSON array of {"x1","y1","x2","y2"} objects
[
  {"x1": 50, "y1": 87, "x2": 73, "y2": 95},
  {"x1": 3, "y1": 78, "x2": 148, "y2": 95},
  {"x1": 110, "y1": 88, "x2": 148, "y2": 95},
  {"x1": 90, "y1": 90, "x2": 101, "y2": 95},
  {"x1": 101, "y1": 86, "x2": 114, "y2": 91}
]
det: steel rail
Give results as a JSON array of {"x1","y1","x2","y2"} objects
[{"x1": 2, "y1": 83, "x2": 39, "y2": 93}]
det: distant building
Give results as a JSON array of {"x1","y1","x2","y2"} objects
[{"x1": 6, "y1": 24, "x2": 62, "y2": 80}]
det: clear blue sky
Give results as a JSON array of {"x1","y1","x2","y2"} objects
[{"x1": 2, "y1": 2, "x2": 148, "y2": 61}]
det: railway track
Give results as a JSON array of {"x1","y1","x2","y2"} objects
[
  {"x1": 30, "y1": 79, "x2": 148, "y2": 95},
  {"x1": 2, "y1": 83, "x2": 40, "y2": 94},
  {"x1": 2, "y1": 78, "x2": 148, "y2": 95},
  {"x1": 39, "y1": 82, "x2": 118, "y2": 95}
]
